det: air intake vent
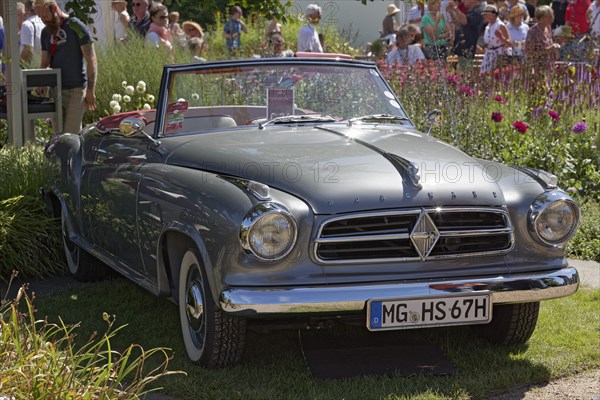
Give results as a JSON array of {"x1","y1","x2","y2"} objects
[{"x1": 314, "y1": 208, "x2": 513, "y2": 263}]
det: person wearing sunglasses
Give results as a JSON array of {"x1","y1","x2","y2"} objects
[
  {"x1": 129, "y1": 0, "x2": 151, "y2": 38},
  {"x1": 146, "y1": 4, "x2": 173, "y2": 51}
]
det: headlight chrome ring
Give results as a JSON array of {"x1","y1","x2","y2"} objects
[
  {"x1": 240, "y1": 203, "x2": 297, "y2": 261},
  {"x1": 529, "y1": 191, "x2": 579, "y2": 247}
]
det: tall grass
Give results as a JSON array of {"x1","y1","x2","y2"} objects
[
  {"x1": 0, "y1": 144, "x2": 64, "y2": 281},
  {"x1": 0, "y1": 285, "x2": 183, "y2": 398}
]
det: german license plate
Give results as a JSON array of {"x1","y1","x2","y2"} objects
[{"x1": 367, "y1": 294, "x2": 491, "y2": 330}]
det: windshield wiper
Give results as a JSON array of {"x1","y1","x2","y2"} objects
[
  {"x1": 346, "y1": 114, "x2": 411, "y2": 127},
  {"x1": 258, "y1": 114, "x2": 336, "y2": 129}
]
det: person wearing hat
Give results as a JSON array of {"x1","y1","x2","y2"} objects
[
  {"x1": 383, "y1": 3, "x2": 401, "y2": 40},
  {"x1": 480, "y1": 4, "x2": 512, "y2": 72},
  {"x1": 182, "y1": 20, "x2": 204, "y2": 40},
  {"x1": 507, "y1": 5, "x2": 529, "y2": 58},
  {"x1": 111, "y1": 0, "x2": 129, "y2": 43}
]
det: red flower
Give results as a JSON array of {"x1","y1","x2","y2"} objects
[
  {"x1": 512, "y1": 120, "x2": 528, "y2": 133},
  {"x1": 494, "y1": 95, "x2": 507, "y2": 103},
  {"x1": 548, "y1": 110, "x2": 560, "y2": 122},
  {"x1": 459, "y1": 85, "x2": 474, "y2": 96},
  {"x1": 491, "y1": 112, "x2": 504, "y2": 122}
]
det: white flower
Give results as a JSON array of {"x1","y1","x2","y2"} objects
[
  {"x1": 137, "y1": 80, "x2": 146, "y2": 88},
  {"x1": 123, "y1": 95, "x2": 131, "y2": 103},
  {"x1": 125, "y1": 85, "x2": 135, "y2": 95},
  {"x1": 177, "y1": 98, "x2": 185, "y2": 102},
  {"x1": 191, "y1": 93, "x2": 199, "y2": 100},
  {"x1": 146, "y1": 94, "x2": 155, "y2": 102},
  {"x1": 136, "y1": 84, "x2": 146, "y2": 94},
  {"x1": 112, "y1": 94, "x2": 122, "y2": 102},
  {"x1": 121, "y1": 81, "x2": 128, "y2": 88},
  {"x1": 109, "y1": 100, "x2": 119, "y2": 109},
  {"x1": 142, "y1": 103, "x2": 151, "y2": 110},
  {"x1": 112, "y1": 104, "x2": 121, "y2": 114}
]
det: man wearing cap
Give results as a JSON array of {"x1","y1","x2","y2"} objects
[
  {"x1": 298, "y1": 4, "x2": 323, "y2": 52},
  {"x1": 129, "y1": 0, "x2": 151, "y2": 38}
]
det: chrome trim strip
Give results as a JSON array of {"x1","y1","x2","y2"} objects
[
  {"x1": 313, "y1": 206, "x2": 514, "y2": 264},
  {"x1": 315, "y1": 233, "x2": 411, "y2": 243},
  {"x1": 438, "y1": 228, "x2": 513, "y2": 237},
  {"x1": 219, "y1": 267, "x2": 579, "y2": 316}
]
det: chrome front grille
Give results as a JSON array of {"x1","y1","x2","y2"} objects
[{"x1": 314, "y1": 207, "x2": 513, "y2": 263}]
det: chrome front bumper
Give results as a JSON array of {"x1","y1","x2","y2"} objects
[{"x1": 219, "y1": 267, "x2": 579, "y2": 316}]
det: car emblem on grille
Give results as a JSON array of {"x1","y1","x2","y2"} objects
[{"x1": 410, "y1": 210, "x2": 440, "y2": 260}]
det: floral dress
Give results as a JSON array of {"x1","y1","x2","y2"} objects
[{"x1": 481, "y1": 19, "x2": 506, "y2": 73}]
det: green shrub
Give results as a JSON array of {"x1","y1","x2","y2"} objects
[
  {"x1": 567, "y1": 200, "x2": 600, "y2": 262},
  {"x1": 0, "y1": 286, "x2": 183, "y2": 398},
  {"x1": 0, "y1": 143, "x2": 56, "y2": 199},
  {"x1": 0, "y1": 195, "x2": 64, "y2": 282}
]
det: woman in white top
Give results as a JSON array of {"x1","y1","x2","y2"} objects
[
  {"x1": 481, "y1": 5, "x2": 512, "y2": 73},
  {"x1": 111, "y1": 0, "x2": 130, "y2": 43},
  {"x1": 298, "y1": 4, "x2": 323, "y2": 52},
  {"x1": 385, "y1": 28, "x2": 426, "y2": 65},
  {"x1": 507, "y1": 6, "x2": 529, "y2": 58}
]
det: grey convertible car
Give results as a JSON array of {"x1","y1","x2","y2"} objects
[{"x1": 44, "y1": 57, "x2": 580, "y2": 368}]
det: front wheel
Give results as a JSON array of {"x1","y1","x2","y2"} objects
[
  {"x1": 473, "y1": 302, "x2": 540, "y2": 345},
  {"x1": 62, "y1": 209, "x2": 108, "y2": 282},
  {"x1": 178, "y1": 249, "x2": 246, "y2": 368}
]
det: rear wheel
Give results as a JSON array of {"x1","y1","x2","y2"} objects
[
  {"x1": 62, "y1": 209, "x2": 109, "y2": 282},
  {"x1": 178, "y1": 248, "x2": 246, "y2": 368},
  {"x1": 473, "y1": 302, "x2": 540, "y2": 345}
]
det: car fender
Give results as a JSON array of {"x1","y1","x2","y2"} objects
[{"x1": 156, "y1": 220, "x2": 220, "y2": 304}]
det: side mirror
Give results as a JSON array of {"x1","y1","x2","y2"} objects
[
  {"x1": 422, "y1": 109, "x2": 442, "y2": 136},
  {"x1": 119, "y1": 117, "x2": 161, "y2": 148},
  {"x1": 119, "y1": 117, "x2": 146, "y2": 137}
]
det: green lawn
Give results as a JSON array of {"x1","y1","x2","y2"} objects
[{"x1": 33, "y1": 278, "x2": 600, "y2": 400}]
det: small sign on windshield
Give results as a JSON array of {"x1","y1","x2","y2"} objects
[{"x1": 266, "y1": 88, "x2": 294, "y2": 120}]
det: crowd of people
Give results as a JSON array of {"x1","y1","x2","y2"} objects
[
  {"x1": 383, "y1": 0, "x2": 600, "y2": 73},
  {"x1": 0, "y1": 0, "x2": 599, "y2": 137}
]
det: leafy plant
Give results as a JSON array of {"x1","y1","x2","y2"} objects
[
  {"x1": 0, "y1": 285, "x2": 183, "y2": 398},
  {"x1": 567, "y1": 200, "x2": 600, "y2": 262}
]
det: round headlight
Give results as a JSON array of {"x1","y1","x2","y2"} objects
[
  {"x1": 241, "y1": 203, "x2": 297, "y2": 260},
  {"x1": 530, "y1": 194, "x2": 579, "y2": 246}
]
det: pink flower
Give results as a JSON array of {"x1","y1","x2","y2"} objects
[
  {"x1": 494, "y1": 95, "x2": 507, "y2": 103},
  {"x1": 491, "y1": 112, "x2": 504, "y2": 122},
  {"x1": 459, "y1": 85, "x2": 474, "y2": 96},
  {"x1": 548, "y1": 110, "x2": 560, "y2": 122},
  {"x1": 513, "y1": 120, "x2": 528, "y2": 134},
  {"x1": 446, "y1": 74, "x2": 459, "y2": 86}
]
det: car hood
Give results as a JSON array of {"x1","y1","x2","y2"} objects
[{"x1": 165, "y1": 124, "x2": 505, "y2": 214}]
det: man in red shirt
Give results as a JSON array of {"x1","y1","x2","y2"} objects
[{"x1": 565, "y1": 0, "x2": 591, "y2": 35}]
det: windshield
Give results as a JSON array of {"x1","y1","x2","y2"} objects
[{"x1": 159, "y1": 60, "x2": 409, "y2": 135}]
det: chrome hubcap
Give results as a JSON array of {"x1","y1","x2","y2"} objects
[{"x1": 186, "y1": 280, "x2": 204, "y2": 332}]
